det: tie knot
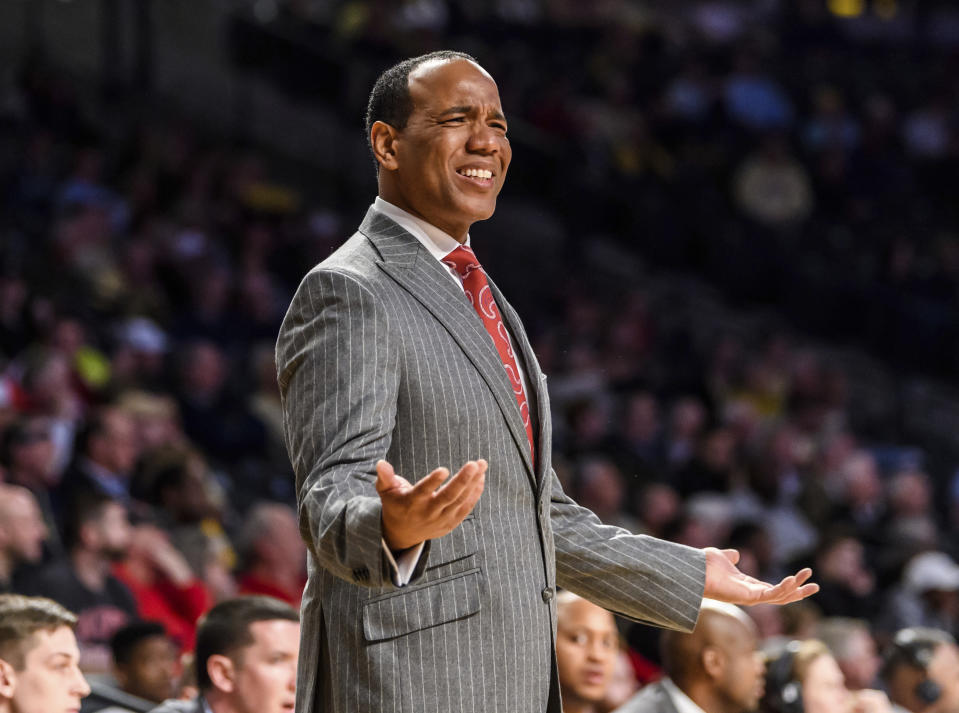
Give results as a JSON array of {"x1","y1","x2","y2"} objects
[{"x1": 442, "y1": 245, "x2": 482, "y2": 279}]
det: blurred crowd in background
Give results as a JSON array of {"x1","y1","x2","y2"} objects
[{"x1": 0, "y1": 0, "x2": 958, "y2": 711}]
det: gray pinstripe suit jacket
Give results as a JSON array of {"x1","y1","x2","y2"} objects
[
  {"x1": 614, "y1": 682, "x2": 682, "y2": 713},
  {"x1": 276, "y1": 208, "x2": 707, "y2": 713}
]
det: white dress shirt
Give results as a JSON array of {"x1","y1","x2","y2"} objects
[
  {"x1": 661, "y1": 677, "x2": 708, "y2": 713},
  {"x1": 371, "y1": 197, "x2": 531, "y2": 586}
]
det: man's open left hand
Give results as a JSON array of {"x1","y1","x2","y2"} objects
[{"x1": 702, "y1": 547, "x2": 819, "y2": 606}]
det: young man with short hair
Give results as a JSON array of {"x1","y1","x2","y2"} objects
[
  {"x1": 0, "y1": 593, "x2": 90, "y2": 713},
  {"x1": 148, "y1": 595, "x2": 299, "y2": 713}
]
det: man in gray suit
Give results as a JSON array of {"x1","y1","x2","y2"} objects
[
  {"x1": 616, "y1": 600, "x2": 765, "y2": 713},
  {"x1": 276, "y1": 50, "x2": 817, "y2": 713}
]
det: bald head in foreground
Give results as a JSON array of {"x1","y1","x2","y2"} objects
[{"x1": 617, "y1": 600, "x2": 765, "y2": 713}]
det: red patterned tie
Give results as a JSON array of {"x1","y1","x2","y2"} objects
[{"x1": 443, "y1": 245, "x2": 535, "y2": 463}]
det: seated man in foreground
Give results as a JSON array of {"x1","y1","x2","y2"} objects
[
  {"x1": 0, "y1": 593, "x2": 90, "y2": 713},
  {"x1": 148, "y1": 595, "x2": 299, "y2": 713},
  {"x1": 616, "y1": 599, "x2": 765, "y2": 713}
]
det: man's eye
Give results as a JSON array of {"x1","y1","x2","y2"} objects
[
  {"x1": 491, "y1": 123, "x2": 507, "y2": 131},
  {"x1": 443, "y1": 117, "x2": 466, "y2": 123}
]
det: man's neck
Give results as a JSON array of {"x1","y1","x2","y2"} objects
[
  {"x1": 71, "y1": 548, "x2": 110, "y2": 592},
  {"x1": 204, "y1": 689, "x2": 241, "y2": 713},
  {"x1": 682, "y1": 679, "x2": 729, "y2": 713}
]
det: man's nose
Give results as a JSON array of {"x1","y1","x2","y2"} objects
[{"x1": 466, "y1": 124, "x2": 499, "y2": 153}]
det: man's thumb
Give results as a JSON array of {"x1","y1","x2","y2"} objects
[{"x1": 375, "y1": 460, "x2": 397, "y2": 492}]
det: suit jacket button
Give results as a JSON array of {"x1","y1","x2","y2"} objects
[{"x1": 541, "y1": 587, "x2": 554, "y2": 603}]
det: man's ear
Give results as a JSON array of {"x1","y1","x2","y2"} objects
[
  {"x1": 702, "y1": 646, "x2": 724, "y2": 679},
  {"x1": 370, "y1": 121, "x2": 400, "y2": 171},
  {"x1": 0, "y1": 658, "x2": 17, "y2": 700},
  {"x1": 206, "y1": 654, "x2": 236, "y2": 694}
]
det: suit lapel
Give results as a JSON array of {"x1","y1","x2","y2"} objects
[{"x1": 359, "y1": 209, "x2": 537, "y2": 488}]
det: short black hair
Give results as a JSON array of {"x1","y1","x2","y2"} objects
[
  {"x1": 61, "y1": 488, "x2": 121, "y2": 552},
  {"x1": 364, "y1": 50, "x2": 478, "y2": 154},
  {"x1": 110, "y1": 620, "x2": 168, "y2": 666},
  {"x1": 195, "y1": 596, "x2": 299, "y2": 692}
]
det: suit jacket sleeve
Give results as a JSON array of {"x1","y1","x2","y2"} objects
[
  {"x1": 549, "y1": 468, "x2": 705, "y2": 632},
  {"x1": 276, "y1": 267, "x2": 428, "y2": 589}
]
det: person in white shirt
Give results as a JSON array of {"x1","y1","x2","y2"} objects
[{"x1": 616, "y1": 600, "x2": 765, "y2": 713}]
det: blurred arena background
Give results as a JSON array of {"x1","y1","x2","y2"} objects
[{"x1": 1, "y1": 0, "x2": 958, "y2": 711}]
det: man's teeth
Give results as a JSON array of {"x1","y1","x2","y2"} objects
[{"x1": 459, "y1": 168, "x2": 492, "y2": 179}]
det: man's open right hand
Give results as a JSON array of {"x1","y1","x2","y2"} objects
[{"x1": 376, "y1": 458, "x2": 487, "y2": 552}]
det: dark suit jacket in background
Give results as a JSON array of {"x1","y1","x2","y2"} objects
[{"x1": 276, "y1": 208, "x2": 707, "y2": 713}]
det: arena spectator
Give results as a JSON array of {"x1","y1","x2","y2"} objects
[
  {"x1": 173, "y1": 341, "x2": 266, "y2": 468},
  {"x1": 878, "y1": 552, "x2": 959, "y2": 640},
  {"x1": 816, "y1": 618, "x2": 882, "y2": 691},
  {"x1": 881, "y1": 628, "x2": 959, "y2": 713},
  {"x1": 812, "y1": 532, "x2": 879, "y2": 620},
  {"x1": 147, "y1": 595, "x2": 299, "y2": 713},
  {"x1": 555, "y1": 592, "x2": 619, "y2": 713},
  {"x1": 761, "y1": 639, "x2": 894, "y2": 713},
  {"x1": 0, "y1": 485, "x2": 48, "y2": 591},
  {"x1": 235, "y1": 503, "x2": 305, "y2": 609},
  {"x1": 19, "y1": 491, "x2": 136, "y2": 671},
  {"x1": 617, "y1": 599, "x2": 764, "y2": 713},
  {"x1": 107, "y1": 621, "x2": 178, "y2": 708},
  {"x1": 58, "y1": 405, "x2": 140, "y2": 507},
  {"x1": 112, "y1": 524, "x2": 212, "y2": 652},
  {"x1": 0, "y1": 593, "x2": 90, "y2": 713},
  {"x1": 0, "y1": 418, "x2": 64, "y2": 554}
]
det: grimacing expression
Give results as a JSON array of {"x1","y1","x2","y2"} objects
[
  {"x1": 4, "y1": 626, "x2": 90, "y2": 713},
  {"x1": 556, "y1": 599, "x2": 619, "y2": 705},
  {"x1": 377, "y1": 58, "x2": 511, "y2": 241}
]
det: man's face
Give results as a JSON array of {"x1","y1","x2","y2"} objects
[
  {"x1": 117, "y1": 635, "x2": 178, "y2": 703},
  {"x1": 928, "y1": 642, "x2": 959, "y2": 713},
  {"x1": 714, "y1": 621, "x2": 765, "y2": 712},
  {"x1": 556, "y1": 599, "x2": 619, "y2": 706},
  {"x1": 3, "y1": 493, "x2": 48, "y2": 565},
  {"x1": 230, "y1": 619, "x2": 299, "y2": 713},
  {"x1": 838, "y1": 629, "x2": 879, "y2": 690},
  {"x1": 99, "y1": 412, "x2": 139, "y2": 476},
  {"x1": 6, "y1": 626, "x2": 90, "y2": 713},
  {"x1": 92, "y1": 502, "x2": 132, "y2": 560},
  {"x1": 802, "y1": 654, "x2": 853, "y2": 713},
  {"x1": 382, "y1": 58, "x2": 511, "y2": 241}
]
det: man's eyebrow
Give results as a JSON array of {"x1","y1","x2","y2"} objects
[{"x1": 437, "y1": 106, "x2": 507, "y2": 121}]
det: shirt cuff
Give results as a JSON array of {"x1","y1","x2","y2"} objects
[{"x1": 381, "y1": 539, "x2": 426, "y2": 586}]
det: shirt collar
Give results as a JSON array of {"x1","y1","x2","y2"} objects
[
  {"x1": 372, "y1": 196, "x2": 470, "y2": 261},
  {"x1": 661, "y1": 677, "x2": 708, "y2": 713}
]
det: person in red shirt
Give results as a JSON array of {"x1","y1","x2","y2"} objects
[
  {"x1": 113, "y1": 524, "x2": 211, "y2": 652},
  {"x1": 235, "y1": 503, "x2": 305, "y2": 608}
]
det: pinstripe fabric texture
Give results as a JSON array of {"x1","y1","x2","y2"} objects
[
  {"x1": 276, "y1": 208, "x2": 707, "y2": 713},
  {"x1": 615, "y1": 681, "x2": 682, "y2": 713}
]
